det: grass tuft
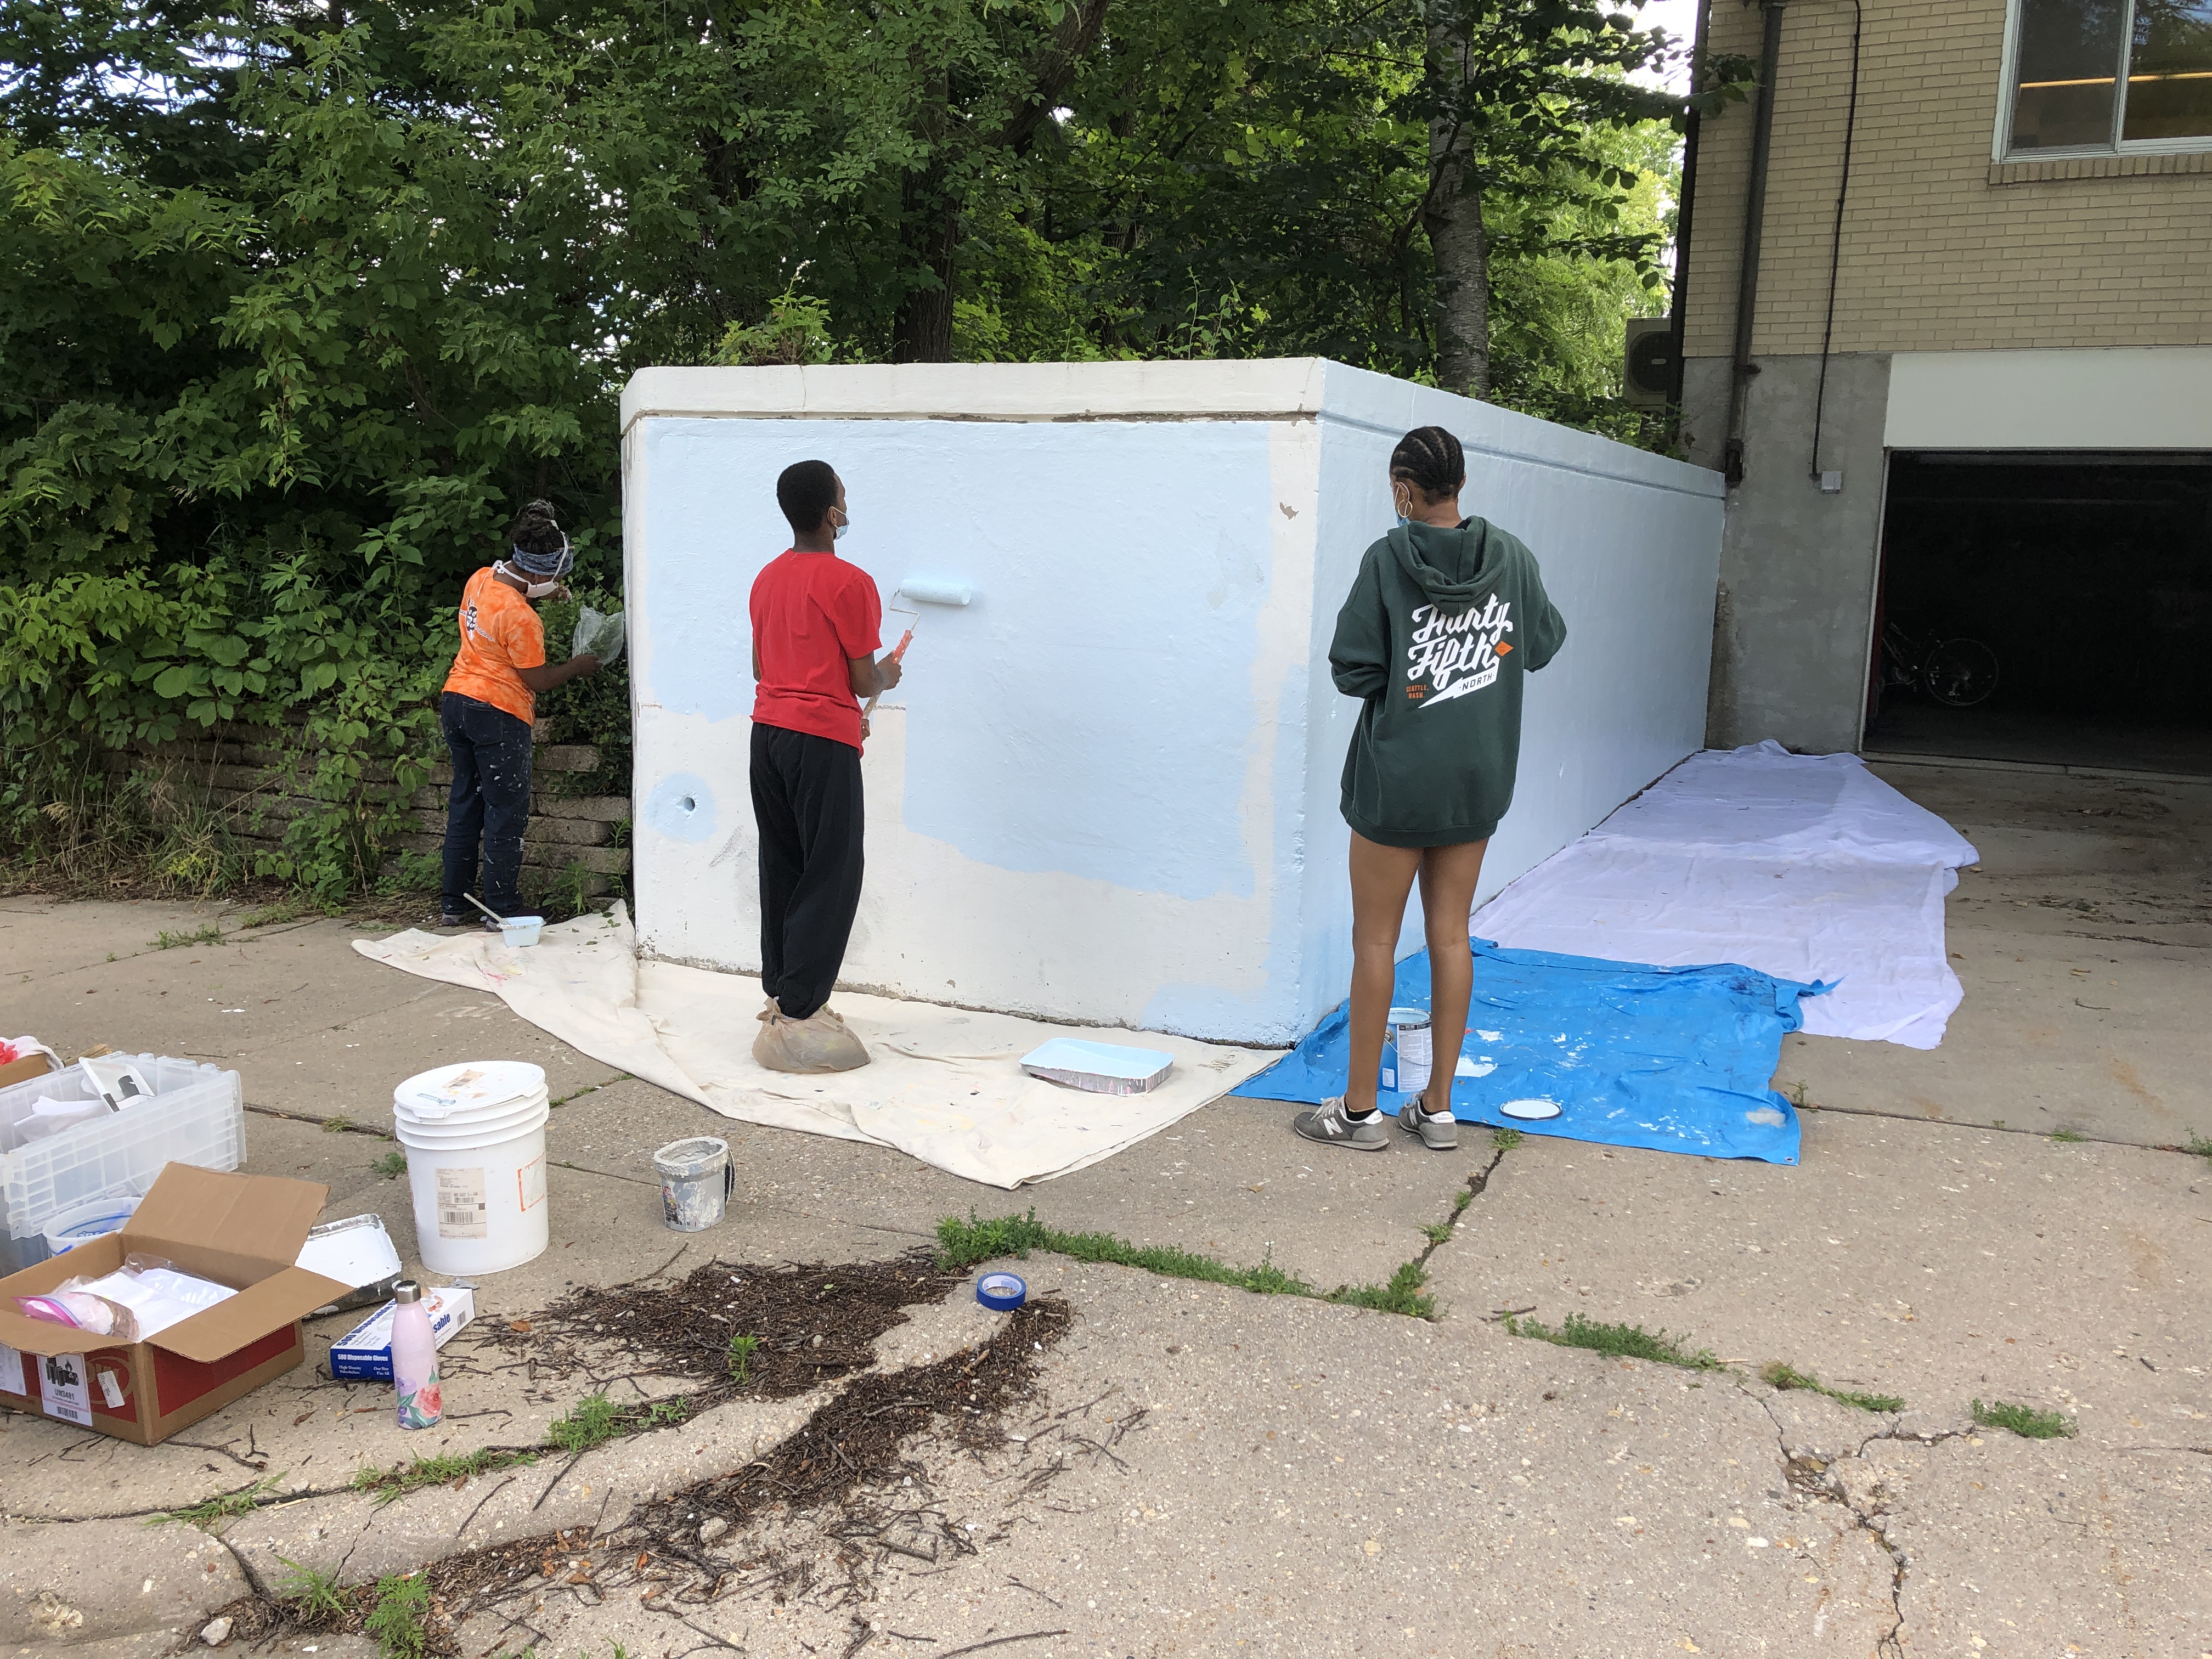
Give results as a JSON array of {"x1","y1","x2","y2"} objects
[
  {"x1": 365, "y1": 1573, "x2": 430, "y2": 1659},
  {"x1": 370, "y1": 1149, "x2": 407, "y2": 1178},
  {"x1": 1325, "y1": 1260, "x2": 1438, "y2": 1319},
  {"x1": 1760, "y1": 1360, "x2": 1904, "y2": 1414},
  {"x1": 1490, "y1": 1126, "x2": 1524, "y2": 1152},
  {"x1": 935, "y1": 1209, "x2": 1438, "y2": 1319},
  {"x1": 351, "y1": 1448, "x2": 537, "y2": 1505},
  {"x1": 1972, "y1": 1397, "x2": 2075, "y2": 1440},
  {"x1": 147, "y1": 1473, "x2": 285, "y2": 1528},
  {"x1": 238, "y1": 895, "x2": 309, "y2": 929},
  {"x1": 1504, "y1": 1312, "x2": 1723, "y2": 1372},
  {"x1": 272, "y1": 1554, "x2": 348, "y2": 1620},
  {"x1": 154, "y1": 923, "x2": 222, "y2": 950},
  {"x1": 2181, "y1": 1131, "x2": 2211, "y2": 1162},
  {"x1": 547, "y1": 1393, "x2": 687, "y2": 1454},
  {"x1": 2047, "y1": 1128, "x2": 2088, "y2": 1144},
  {"x1": 1420, "y1": 1221, "x2": 1454, "y2": 1245}
]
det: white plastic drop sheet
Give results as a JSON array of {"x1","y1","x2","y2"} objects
[
  {"x1": 1471, "y1": 742, "x2": 1979, "y2": 1048},
  {"x1": 353, "y1": 907, "x2": 1268, "y2": 1188}
]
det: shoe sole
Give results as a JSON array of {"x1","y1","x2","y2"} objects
[{"x1": 1398, "y1": 1112, "x2": 1458, "y2": 1150}]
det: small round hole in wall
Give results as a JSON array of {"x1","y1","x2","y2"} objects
[{"x1": 680, "y1": 796, "x2": 696, "y2": 812}]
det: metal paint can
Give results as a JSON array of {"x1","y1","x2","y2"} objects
[{"x1": 1388, "y1": 1006, "x2": 1433, "y2": 1095}]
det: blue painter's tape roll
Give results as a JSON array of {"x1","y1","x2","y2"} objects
[{"x1": 976, "y1": 1272, "x2": 1027, "y2": 1312}]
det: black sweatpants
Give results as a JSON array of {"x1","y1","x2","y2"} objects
[{"x1": 751, "y1": 723, "x2": 865, "y2": 1022}]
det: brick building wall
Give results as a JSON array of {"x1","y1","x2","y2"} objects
[{"x1": 1683, "y1": 0, "x2": 2212, "y2": 362}]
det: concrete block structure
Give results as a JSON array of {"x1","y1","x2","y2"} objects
[
  {"x1": 620, "y1": 361, "x2": 1724, "y2": 1043},
  {"x1": 1678, "y1": 0, "x2": 2212, "y2": 769}
]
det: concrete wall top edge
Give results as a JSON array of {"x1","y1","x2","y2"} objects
[{"x1": 619, "y1": 359, "x2": 1727, "y2": 500}]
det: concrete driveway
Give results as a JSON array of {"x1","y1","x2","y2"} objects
[{"x1": 1, "y1": 761, "x2": 2205, "y2": 1659}]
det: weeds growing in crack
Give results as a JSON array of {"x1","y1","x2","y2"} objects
[
  {"x1": 364, "y1": 1573, "x2": 431, "y2": 1659},
  {"x1": 147, "y1": 1472, "x2": 287, "y2": 1528},
  {"x1": 1972, "y1": 1397, "x2": 2075, "y2": 1439},
  {"x1": 1760, "y1": 1361, "x2": 1904, "y2": 1414},
  {"x1": 370, "y1": 1149, "x2": 408, "y2": 1178},
  {"x1": 550, "y1": 1393, "x2": 690, "y2": 1453},
  {"x1": 1504, "y1": 1312, "x2": 1722, "y2": 1371},
  {"x1": 352, "y1": 1448, "x2": 540, "y2": 1505},
  {"x1": 154, "y1": 923, "x2": 223, "y2": 949},
  {"x1": 272, "y1": 1556, "x2": 348, "y2": 1621},
  {"x1": 2047, "y1": 1128, "x2": 2087, "y2": 1144},
  {"x1": 935, "y1": 1209, "x2": 1438, "y2": 1318},
  {"x1": 2186, "y1": 1131, "x2": 2212, "y2": 1164},
  {"x1": 1489, "y1": 1126, "x2": 1523, "y2": 1151}
]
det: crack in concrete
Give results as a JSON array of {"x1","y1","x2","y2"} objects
[{"x1": 1747, "y1": 1387, "x2": 1910, "y2": 1659}]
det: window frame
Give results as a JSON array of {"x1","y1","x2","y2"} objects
[{"x1": 1995, "y1": 0, "x2": 2212, "y2": 160}]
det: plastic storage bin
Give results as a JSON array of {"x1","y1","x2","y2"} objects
[{"x1": 0, "y1": 1054, "x2": 245, "y2": 1274}]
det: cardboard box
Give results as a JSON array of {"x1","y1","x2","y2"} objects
[
  {"x1": 0, "y1": 1164, "x2": 347, "y2": 1445},
  {"x1": 0, "y1": 1048, "x2": 54, "y2": 1091},
  {"x1": 328, "y1": 1285, "x2": 476, "y2": 1380}
]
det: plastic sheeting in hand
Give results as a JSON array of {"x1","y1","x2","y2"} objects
[
  {"x1": 1232, "y1": 938, "x2": 1824, "y2": 1164},
  {"x1": 572, "y1": 606, "x2": 626, "y2": 665}
]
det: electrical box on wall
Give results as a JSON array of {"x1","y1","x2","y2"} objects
[{"x1": 1623, "y1": 318, "x2": 1678, "y2": 409}]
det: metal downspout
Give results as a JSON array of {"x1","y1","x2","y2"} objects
[
  {"x1": 1667, "y1": 0, "x2": 1713, "y2": 410},
  {"x1": 1723, "y1": 0, "x2": 1786, "y2": 489}
]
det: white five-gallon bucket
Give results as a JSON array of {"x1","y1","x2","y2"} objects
[{"x1": 392, "y1": 1062, "x2": 551, "y2": 1275}]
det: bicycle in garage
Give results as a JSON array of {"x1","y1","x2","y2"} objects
[{"x1": 1881, "y1": 621, "x2": 2001, "y2": 708}]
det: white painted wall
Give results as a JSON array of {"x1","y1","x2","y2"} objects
[
  {"x1": 622, "y1": 360, "x2": 1724, "y2": 1045},
  {"x1": 1885, "y1": 347, "x2": 2212, "y2": 452}
]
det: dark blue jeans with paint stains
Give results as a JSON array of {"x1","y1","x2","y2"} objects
[{"x1": 440, "y1": 692, "x2": 534, "y2": 918}]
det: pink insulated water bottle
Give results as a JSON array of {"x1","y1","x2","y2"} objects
[{"x1": 391, "y1": 1280, "x2": 443, "y2": 1430}]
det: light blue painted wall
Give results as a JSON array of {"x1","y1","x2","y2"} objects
[{"x1": 637, "y1": 416, "x2": 1282, "y2": 905}]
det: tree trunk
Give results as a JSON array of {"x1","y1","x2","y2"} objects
[
  {"x1": 891, "y1": 164, "x2": 958, "y2": 363},
  {"x1": 1424, "y1": 16, "x2": 1490, "y2": 400}
]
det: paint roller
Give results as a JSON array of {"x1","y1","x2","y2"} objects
[{"x1": 864, "y1": 575, "x2": 972, "y2": 729}]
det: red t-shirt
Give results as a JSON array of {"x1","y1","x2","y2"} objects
[{"x1": 750, "y1": 551, "x2": 882, "y2": 751}]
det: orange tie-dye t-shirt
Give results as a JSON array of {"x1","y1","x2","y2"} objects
[{"x1": 442, "y1": 567, "x2": 546, "y2": 724}]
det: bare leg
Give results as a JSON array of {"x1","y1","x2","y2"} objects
[
  {"x1": 1346, "y1": 831, "x2": 1422, "y2": 1113},
  {"x1": 1414, "y1": 839, "x2": 1491, "y2": 1116}
]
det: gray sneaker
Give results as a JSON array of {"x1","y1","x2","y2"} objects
[
  {"x1": 1293, "y1": 1096, "x2": 1390, "y2": 1152},
  {"x1": 1397, "y1": 1097, "x2": 1459, "y2": 1150}
]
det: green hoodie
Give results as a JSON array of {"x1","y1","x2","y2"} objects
[{"x1": 1328, "y1": 517, "x2": 1567, "y2": 847}]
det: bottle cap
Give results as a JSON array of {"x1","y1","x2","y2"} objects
[{"x1": 393, "y1": 1280, "x2": 422, "y2": 1304}]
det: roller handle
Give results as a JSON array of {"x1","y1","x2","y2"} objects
[{"x1": 861, "y1": 629, "x2": 916, "y2": 730}]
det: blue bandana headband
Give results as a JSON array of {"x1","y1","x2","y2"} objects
[{"x1": 509, "y1": 533, "x2": 572, "y2": 580}]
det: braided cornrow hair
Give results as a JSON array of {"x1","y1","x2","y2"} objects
[
  {"x1": 1389, "y1": 426, "x2": 1465, "y2": 503},
  {"x1": 509, "y1": 499, "x2": 566, "y2": 560}
]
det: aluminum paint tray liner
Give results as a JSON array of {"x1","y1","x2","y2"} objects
[{"x1": 1020, "y1": 1039, "x2": 1175, "y2": 1096}]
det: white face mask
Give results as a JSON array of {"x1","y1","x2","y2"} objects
[{"x1": 497, "y1": 561, "x2": 563, "y2": 599}]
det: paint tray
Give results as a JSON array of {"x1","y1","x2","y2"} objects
[{"x1": 1020, "y1": 1039, "x2": 1175, "y2": 1096}]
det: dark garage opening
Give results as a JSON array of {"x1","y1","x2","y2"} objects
[{"x1": 1865, "y1": 451, "x2": 2212, "y2": 776}]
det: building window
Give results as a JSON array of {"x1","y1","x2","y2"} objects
[{"x1": 2005, "y1": 0, "x2": 2212, "y2": 154}]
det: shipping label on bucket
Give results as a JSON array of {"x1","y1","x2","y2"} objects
[
  {"x1": 436, "y1": 1166, "x2": 489, "y2": 1239},
  {"x1": 517, "y1": 1155, "x2": 546, "y2": 1212}
]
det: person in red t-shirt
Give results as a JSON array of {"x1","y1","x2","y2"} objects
[{"x1": 747, "y1": 461, "x2": 903, "y2": 1073}]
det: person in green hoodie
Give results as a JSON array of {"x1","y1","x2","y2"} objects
[{"x1": 1294, "y1": 425, "x2": 1567, "y2": 1155}]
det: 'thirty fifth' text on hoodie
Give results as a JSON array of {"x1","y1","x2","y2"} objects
[{"x1": 1328, "y1": 516, "x2": 1567, "y2": 847}]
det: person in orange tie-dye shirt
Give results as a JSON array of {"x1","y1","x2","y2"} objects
[{"x1": 437, "y1": 500, "x2": 601, "y2": 928}]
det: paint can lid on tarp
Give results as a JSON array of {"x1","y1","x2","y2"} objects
[
  {"x1": 393, "y1": 1061, "x2": 547, "y2": 1121},
  {"x1": 1499, "y1": 1097, "x2": 1563, "y2": 1120},
  {"x1": 977, "y1": 1272, "x2": 1027, "y2": 1312},
  {"x1": 1387, "y1": 1006, "x2": 1431, "y2": 1030},
  {"x1": 1021, "y1": 1037, "x2": 1174, "y2": 1096}
]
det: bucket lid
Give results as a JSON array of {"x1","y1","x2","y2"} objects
[
  {"x1": 653, "y1": 1136, "x2": 729, "y2": 1177},
  {"x1": 1386, "y1": 1006, "x2": 1431, "y2": 1027},
  {"x1": 394, "y1": 1060, "x2": 547, "y2": 1121}
]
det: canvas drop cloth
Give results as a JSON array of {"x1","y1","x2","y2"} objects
[
  {"x1": 1471, "y1": 742, "x2": 1979, "y2": 1048},
  {"x1": 352, "y1": 907, "x2": 1269, "y2": 1188},
  {"x1": 1233, "y1": 939, "x2": 1818, "y2": 1164}
]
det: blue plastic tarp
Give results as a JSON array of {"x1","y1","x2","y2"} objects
[{"x1": 1231, "y1": 939, "x2": 1826, "y2": 1164}]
